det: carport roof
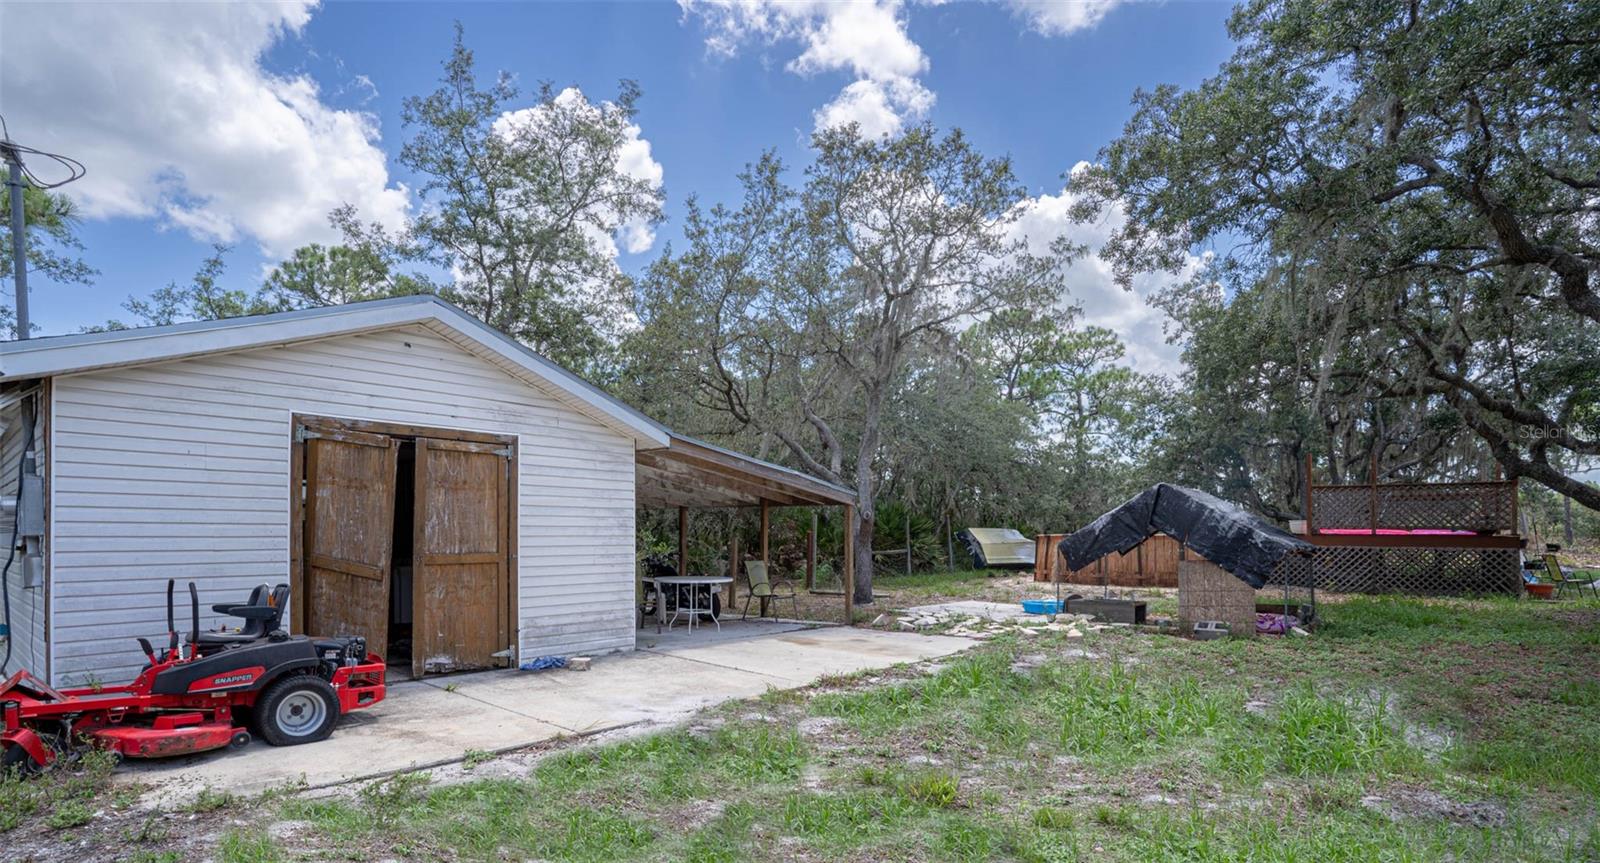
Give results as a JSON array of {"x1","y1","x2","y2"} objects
[{"x1": 636, "y1": 434, "x2": 856, "y2": 509}]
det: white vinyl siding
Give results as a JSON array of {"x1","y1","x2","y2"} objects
[
  {"x1": 47, "y1": 324, "x2": 637, "y2": 686},
  {"x1": 0, "y1": 394, "x2": 47, "y2": 677}
]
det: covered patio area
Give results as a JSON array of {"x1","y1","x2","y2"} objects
[{"x1": 635, "y1": 433, "x2": 859, "y2": 627}]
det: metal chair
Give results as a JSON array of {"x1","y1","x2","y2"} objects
[
  {"x1": 1542, "y1": 553, "x2": 1600, "y2": 599},
  {"x1": 740, "y1": 560, "x2": 798, "y2": 621}
]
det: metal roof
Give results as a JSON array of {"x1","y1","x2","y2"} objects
[
  {"x1": 0, "y1": 295, "x2": 670, "y2": 447},
  {"x1": 636, "y1": 433, "x2": 857, "y2": 508},
  {"x1": 0, "y1": 295, "x2": 866, "y2": 505}
]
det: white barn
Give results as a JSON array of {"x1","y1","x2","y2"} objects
[{"x1": 0, "y1": 296, "x2": 855, "y2": 687}]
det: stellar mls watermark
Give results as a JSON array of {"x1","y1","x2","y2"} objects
[{"x1": 1520, "y1": 423, "x2": 1598, "y2": 444}]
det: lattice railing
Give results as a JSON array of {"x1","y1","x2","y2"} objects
[
  {"x1": 1309, "y1": 481, "x2": 1516, "y2": 533},
  {"x1": 1269, "y1": 546, "x2": 1521, "y2": 596}
]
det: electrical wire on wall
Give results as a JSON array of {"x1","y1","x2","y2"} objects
[{"x1": 0, "y1": 395, "x2": 37, "y2": 675}]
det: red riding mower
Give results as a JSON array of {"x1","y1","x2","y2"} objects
[{"x1": 1, "y1": 580, "x2": 385, "y2": 773}]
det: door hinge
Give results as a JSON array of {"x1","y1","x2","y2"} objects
[{"x1": 294, "y1": 427, "x2": 324, "y2": 443}]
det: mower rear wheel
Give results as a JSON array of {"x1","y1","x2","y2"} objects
[{"x1": 256, "y1": 674, "x2": 340, "y2": 746}]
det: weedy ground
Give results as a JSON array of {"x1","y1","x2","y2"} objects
[
  {"x1": 5, "y1": 582, "x2": 1599, "y2": 862},
  {"x1": 793, "y1": 568, "x2": 1181, "y2": 624}
]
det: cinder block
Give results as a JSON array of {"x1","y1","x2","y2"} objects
[{"x1": 1192, "y1": 620, "x2": 1230, "y2": 641}]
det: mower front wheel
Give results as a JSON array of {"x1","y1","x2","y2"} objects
[
  {"x1": 2, "y1": 741, "x2": 43, "y2": 776},
  {"x1": 2, "y1": 723, "x2": 70, "y2": 776},
  {"x1": 255, "y1": 674, "x2": 340, "y2": 746}
]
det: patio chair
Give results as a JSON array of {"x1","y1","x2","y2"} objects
[
  {"x1": 740, "y1": 560, "x2": 798, "y2": 621},
  {"x1": 1542, "y1": 553, "x2": 1600, "y2": 599}
]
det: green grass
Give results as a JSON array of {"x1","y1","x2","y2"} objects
[
  {"x1": 1270, "y1": 684, "x2": 1420, "y2": 776},
  {"x1": 875, "y1": 567, "x2": 998, "y2": 595},
  {"x1": 217, "y1": 827, "x2": 283, "y2": 863},
  {"x1": 17, "y1": 576, "x2": 1597, "y2": 862},
  {"x1": 289, "y1": 776, "x2": 659, "y2": 861},
  {"x1": 1047, "y1": 664, "x2": 1240, "y2": 761},
  {"x1": 277, "y1": 723, "x2": 806, "y2": 860},
  {"x1": 184, "y1": 786, "x2": 237, "y2": 813},
  {"x1": 1317, "y1": 594, "x2": 1600, "y2": 648},
  {"x1": 681, "y1": 803, "x2": 757, "y2": 863},
  {"x1": 0, "y1": 748, "x2": 121, "y2": 833},
  {"x1": 1031, "y1": 805, "x2": 1076, "y2": 829}
]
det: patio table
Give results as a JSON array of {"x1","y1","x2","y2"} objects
[{"x1": 643, "y1": 575, "x2": 733, "y2": 634}]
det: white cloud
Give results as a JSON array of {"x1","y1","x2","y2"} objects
[
  {"x1": 491, "y1": 87, "x2": 666, "y2": 258},
  {"x1": 679, "y1": 0, "x2": 934, "y2": 136},
  {"x1": 813, "y1": 78, "x2": 936, "y2": 139},
  {"x1": 786, "y1": 1, "x2": 926, "y2": 80},
  {"x1": 681, "y1": 0, "x2": 1126, "y2": 137},
  {"x1": 1008, "y1": 169, "x2": 1200, "y2": 375},
  {"x1": 1000, "y1": 0, "x2": 1125, "y2": 37},
  {"x1": 0, "y1": 1, "x2": 407, "y2": 258}
]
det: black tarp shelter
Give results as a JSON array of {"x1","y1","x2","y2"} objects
[{"x1": 1059, "y1": 484, "x2": 1312, "y2": 589}]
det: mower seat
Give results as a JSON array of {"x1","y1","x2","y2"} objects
[
  {"x1": 197, "y1": 583, "x2": 288, "y2": 650},
  {"x1": 212, "y1": 583, "x2": 269, "y2": 617}
]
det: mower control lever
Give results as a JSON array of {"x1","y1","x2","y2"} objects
[
  {"x1": 137, "y1": 637, "x2": 157, "y2": 664},
  {"x1": 188, "y1": 582, "x2": 200, "y2": 654},
  {"x1": 166, "y1": 579, "x2": 179, "y2": 659}
]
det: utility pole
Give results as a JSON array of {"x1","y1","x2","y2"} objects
[
  {"x1": 3, "y1": 136, "x2": 35, "y2": 551},
  {"x1": 0, "y1": 125, "x2": 79, "y2": 674},
  {"x1": 3, "y1": 137, "x2": 29, "y2": 341}
]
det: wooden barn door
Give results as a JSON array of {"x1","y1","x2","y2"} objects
[
  {"x1": 412, "y1": 437, "x2": 511, "y2": 678},
  {"x1": 302, "y1": 428, "x2": 400, "y2": 660}
]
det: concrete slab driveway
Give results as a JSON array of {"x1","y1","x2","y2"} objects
[{"x1": 120, "y1": 625, "x2": 971, "y2": 799}]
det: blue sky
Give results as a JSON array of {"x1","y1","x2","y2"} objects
[{"x1": 3, "y1": 1, "x2": 1238, "y2": 368}]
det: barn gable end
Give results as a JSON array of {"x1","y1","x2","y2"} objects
[{"x1": 46, "y1": 323, "x2": 637, "y2": 685}]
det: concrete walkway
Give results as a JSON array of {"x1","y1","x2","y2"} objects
[{"x1": 120, "y1": 625, "x2": 971, "y2": 800}]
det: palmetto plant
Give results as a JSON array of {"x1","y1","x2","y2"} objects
[{"x1": 871, "y1": 501, "x2": 944, "y2": 572}]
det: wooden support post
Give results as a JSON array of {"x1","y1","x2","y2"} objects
[
  {"x1": 1510, "y1": 477, "x2": 1519, "y2": 540},
  {"x1": 728, "y1": 528, "x2": 739, "y2": 611},
  {"x1": 904, "y1": 514, "x2": 912, "y2": 576},
  {"x1": 945, "y1": 513, "x2": 954, "y2": 571},
  {"x1": 678, "y1": 506, "x2": 688, "y2": 579},
  {"x1": 1303, "y1": 452, "x2": 1315, "y2": 535},
  {"x1": 805, "y1": 510, "x2": 817, "y2": 590},
  {"x1": 843, "y1": 503, "x2": 855, "y2": 624},
  {"x1": 759, "y1": 499, "x2": 771, "y2": 618},
  {"x1": 1369, "y1": 453, "x2": 1379, "y2": 534},
  {"x1": 760, "y1": 500, "x2": 770, "y2": 565}
]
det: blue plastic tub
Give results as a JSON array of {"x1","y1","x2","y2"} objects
[{"x1": 1020, "y1": 599, "x2": 1064, "y2": 615}]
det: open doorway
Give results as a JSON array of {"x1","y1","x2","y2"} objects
[
  {"x1": 292, "y1": 416, "x2": 516, "y2": 680},
  {"x1": 389, "y1": 440, "x2": 416, "y2": 674}
]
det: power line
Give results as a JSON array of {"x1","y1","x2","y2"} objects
[
  {"x1": 3, "y1": 112, "x2": 89, "y2": 340},
  {"x1": 0, "y1": 113, "x2": 88, "y2": 190}
]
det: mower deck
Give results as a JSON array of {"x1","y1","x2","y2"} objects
[{"x1": 1, "y1": 580, "x2": 387, "y2": 772}]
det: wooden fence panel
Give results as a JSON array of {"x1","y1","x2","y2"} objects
[{"x1": 1034, "y1": 533, "x2": 1206, "y2": 588}]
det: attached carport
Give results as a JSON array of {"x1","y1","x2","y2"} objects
[{"x1": 635, "y1": 434, "x2": 858, "y2": 621}]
